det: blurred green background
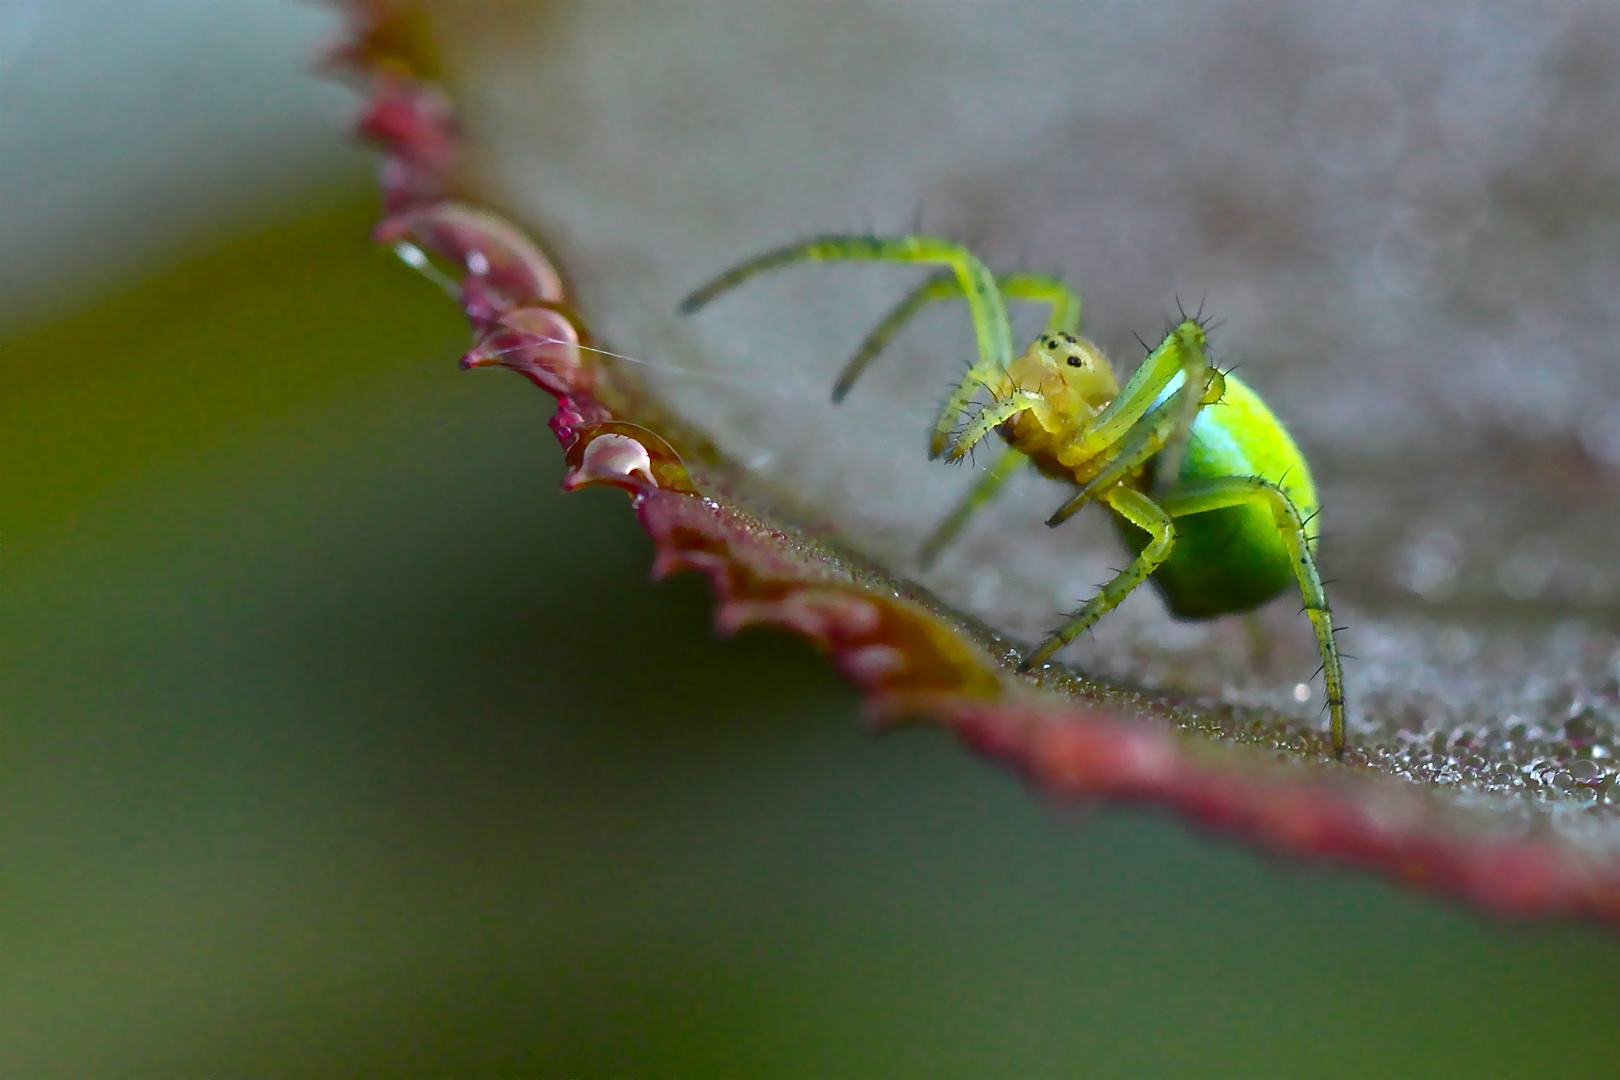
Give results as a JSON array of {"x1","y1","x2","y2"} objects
[{"x1": 4, "y1": 3, "x2": 1620, "y2": 1077}]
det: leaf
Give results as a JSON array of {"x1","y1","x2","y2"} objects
[{"x1": 335, "y1": 1, "x2": 1620, "y2": 918}]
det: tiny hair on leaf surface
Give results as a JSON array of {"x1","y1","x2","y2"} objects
[{"x1": 335, "y1": 0, "x2": 1620, "y2": 919}]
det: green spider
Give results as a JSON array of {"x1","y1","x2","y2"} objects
[{"x1": 681, "y1": 235, "x2": 1346, "y2": 756}]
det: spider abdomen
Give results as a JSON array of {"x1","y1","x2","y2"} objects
[{"x1": 1115, "y1": 373, "x2": 1319, "y2": 619}]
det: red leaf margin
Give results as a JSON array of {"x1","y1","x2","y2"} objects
[{"x1": 326, "y1": 1, "x2": 1620, "y2": 922}]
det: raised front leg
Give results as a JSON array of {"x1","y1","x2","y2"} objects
[
  {"x1": 1044, "y1": 368, "x2": 1226, "y2": 527},
  {"x1": 941, "y1": 390, "x2": 1047, "y2": 460},
  {"x1": 1020, "y1": 485, "x2": 1176, "y2": 671},
  {"x1": 1158, "y1": 476, "x2": 1346, "y2": 756},
  {"x1": 1049, "y1": 320, "x2": 1216, "y2": 486},
  {"x1": 1152, "y1": 318, "x2": 1216, "y2": 492}
]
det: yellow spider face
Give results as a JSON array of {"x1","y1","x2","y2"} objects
[
  {"x1": 998, "y1": 333, "x2": 1119, "y2": 450},
  {"x1": 1005, "y1": 332, "x2": 1117, "y2": 410}
]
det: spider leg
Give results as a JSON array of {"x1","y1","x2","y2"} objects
[
  {"x1": 1019, "y1": 485, "x2": 1175, "y2": 671},
  {"x1": 918, "y1": 444, "x2": 1031, "y2": 568},
  {"x1": 943, "y1": 390, "x2": 1047, "y2": 460},
  {"x1": 834, "y1": 271, "x2": 956, "y2": 403},
  {"x1": 1152, "y1": 321, "x2": 1215, "y2": 492},
  {"x1": 1157, "y1": 476, "x2": 1346, "y2": 757},
  {"x1": 1045, "y1": 370, "x2": 1226, "y2": 526},
  {"x1": 1002, "y1": 272, "x2": 1084, "y2": 335},
  {"x1": 833, "y1": 271, "x2": 1082, "y2": 402},
  {"x1": 679, "y1": 235, "x2": 1014, "y2": 457}
]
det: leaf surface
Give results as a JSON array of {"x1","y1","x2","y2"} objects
[{"x1": 338, "y1": 1, "x2": 1620, "y2": 917}]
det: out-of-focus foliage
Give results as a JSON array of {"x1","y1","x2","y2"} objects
[{"x1": 0, "y1": 0, "x2": 361, "y2": 328}]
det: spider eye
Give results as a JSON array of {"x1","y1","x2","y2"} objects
[{"x1": 1066, "y1": 356, "x2": 1083, "y2": 368}]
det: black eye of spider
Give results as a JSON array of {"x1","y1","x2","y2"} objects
[{"x1": 1066, "y1": 356, "x2": 1083, "y2": 368}]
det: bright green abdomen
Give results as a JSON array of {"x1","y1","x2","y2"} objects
[{"x1": 1115, "y1": 374, "x2": 1318, "y2": 620}]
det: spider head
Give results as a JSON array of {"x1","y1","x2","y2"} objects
[{"x1": 1005, "y1": 333, "x2": 1119, "y2": 419}]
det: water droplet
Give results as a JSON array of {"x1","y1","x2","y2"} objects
[
  {"x1": 1569, "y1": 759, "x2": 1602, "y2": 783},
  {"x1": 560, "y1": 422, "x2": 696, "y2": 496},
  {"x1": 1292, "y1": 683, "x2": 1310, "y2": 703},
  {"x1": 574, "y1": 433, "x2": 654, "y2": 487}
]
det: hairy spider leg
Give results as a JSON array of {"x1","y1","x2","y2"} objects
[
  {"x1": 679, "y1": 235, "x2": 1014, "y2": 458},
  {"x1": 1156, "y1": 476, "x2": 1346, "y2": 756},
  {"x1": 943, "y1": 390, "x2": 1050, "y2": 457},
  {"x1": 1020, "y1": 485, "x2": 1176, "y2": 670},
  {"x1": 834, "y1": 271, "x2": 1082, "y2": 402}
]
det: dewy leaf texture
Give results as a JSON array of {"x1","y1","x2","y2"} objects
[{"x1": 334, "y1": 0, "x2": 1620, "y2": 918}]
